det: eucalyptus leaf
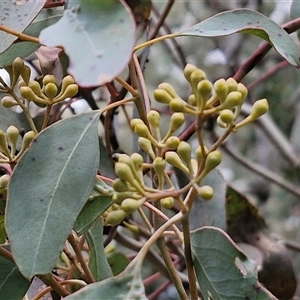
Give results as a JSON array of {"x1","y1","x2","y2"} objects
[
  {"x1": 0, "y1": 252, "x2": 30, "y2": 300},
  {"x1": 6, "y1": 111, "x2": 100, "y2": 279},
  {"x1": 86, "y1": 219, "x2": 113, "y2": 281},
  {"x1": 290, "y1": 0, "x2": 300, "y2": 20},
  {"x1": 191, "y1": 227, "x2": 275, "y2": 300},
  {"x1": 177, "y1": 9, "x2": 299, "y2": 67},
  {"x1": 0, "y1": 0, "x2": 46, "y2": 54},
  {"x1": 39, "y1": 0, "x2": 136, "y2": 87},
  {"x1": 0, "y1": 8, "x2": 63, "y2": 66},
  {"x1": 64, "y1": 262, "x2": 147, "y2": 300}
]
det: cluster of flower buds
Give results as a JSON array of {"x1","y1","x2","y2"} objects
[
  {"x1": 0, "y1": 125, "x2": 35, "y2": 164},
  {"x1": 105, "y1": 153, "x2": 146, "y2": 225},
  {"x1": 1, "y1": 57, "x2": 79, "y2": 109},
  {"x1": 153, "y1": 64, "x2": 269, "y2": 129}
]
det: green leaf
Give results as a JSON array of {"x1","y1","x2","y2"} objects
[
  {"x1": 6, "y1": 111, "x2": 100, "y2": 279},
  {"x1": 86, "y1": 219, "x2": 113, "y2": 281},
  {"x1": 0, "y1": 252, "x2": 30, "y2": 299},
  {"x1": 64, "y1": 262, "x2": 147, "y2": 300},
  {"x1": 0, "y1": 1, "x2": 46, "y2": 54},
  {"x1": 107, "y1": 252, "x2": 130, "y2": 276},
  {"x1": 74, "y1": 178, "x2": 113, "y2": 234},
  {"x1": 191, "y1": 227, "x2": 274, "y2": 300},
  {"x1": 177, "y1": 9, "x2": 299, "y2": 67},
  {"x1": 291, "y1": 0, "x2": 300, "y2": 20},
  {"x1": 0, "y1": 8, "x2": 63, "y2": 66},
  {"x1": 0, "y1": 199, "x2": 6, "y2": 244},
  {"x1": 39, "y1": 0, "x2": 136, "y2": 87}
]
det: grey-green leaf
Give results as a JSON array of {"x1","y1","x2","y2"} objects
[
  {"x1": 0, "y1": 8, "x2": 63, "y2": 66},
  {"x1": 191, "y1": 227, "x2": 275, "y2": 300},
  {"x1": 39, "y1": 0, "x2": 136, "y2": 87},
  {"x1": 178, "y1": 9, "x2": 299, "y2": 67},
  {"x1": 0, "y1": 0, "x2": 46, "y2": 54},
  {"x1": 64, "y1": 263, "x2": 147, "y2": 300},
  {"x1": 6, "y1": 111, "x2": 100, "y2": 279},
  {"x1": 0, "y1": 253, "x2": 30, "y2": 299},
  {"x1": 291, "y1": 0, "x2": 300, "y2": 20},
  {"x1": 86, "y1": 219, "x2": 113, "y2": 281}
]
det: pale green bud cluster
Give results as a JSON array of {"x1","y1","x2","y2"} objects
[
  {"x1": 153, "y1": 63, "x2": 269, "y2": 130},
  {"x1": 0, "y1": 126, "x2": 36, "y2": 163}
]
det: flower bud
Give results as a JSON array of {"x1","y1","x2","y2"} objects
[
  {"x1": 237, "y1": 83, "x2": 248, "y2": 101},
  {"x1": 147, "y1": 110, "x2": 160, "y2": 128},
  {"x1": 190, "y1": 69, "x2": 207, "y2": 89},
  {"x1": 177, "y1": 141, "x2": 191, "y2": 165},
  {"x1": 250, "y1": 98, "x2": 269, "y2": 119},
  {"x1": 214, "y1": 78, "x2": 228, "y2": 102},
  {"x1": 203, "y1": 150, "x2": 222, "y2": 175},
  {"x1": 11, "y1": 57, "x2": 24, "y2": 87},
  {"x1": 165, "y1": 136, "x2": 180, "y2": 149},
  {"x1": 59, "y1": 83, "x2": 78, "y2": 99},
  {"x1": 216, "y1": 116, "x2": 228, "y2": 128},
  {"x1": 153, "y1": 89, "x2": 173, "y2": 104},
  {"x1": 195, "y1": 145, "x2": 208, "y2": 162},
  {"x1": 105, "y1": 209, "x2": 127, "y2": 225},
  {"x1": 197, "y1": 185, "x2": 214, "y2": 200},
  {"x1": 130, "y1": 118, "x2": 144, "y2": 130},
  {"x1": 121, "y1": 198, "x2": 142, "y2": 213},
  {"x1": 123, "y1": 221, "x2": 139, "y2": 233},
  {"x1": 130, "y1": 153, "x2": 143, "y2": 171},
  {"x1": 169, "y1": 113, "x2": 185, "y2": 133},
  {"x1": 114, "y1": 162, "x2": 135, "y2": 183},
  {"x1": 0, "y1": 130, "x2": 9, "y2": 157},
  {"x1": 20, "y1": 86, "x2": 36, "y2": 100},
  {"x1": 60, "y1": 75, "x2": 75, "y2": 95},
  {"x1": 188, "y1": 94, "x2": 197, "y2": 106},
  {"x1": 153, "y1": 157, "x2": 166, "y2": 175},
  {"x1": 42, "y1": 74, "x2": 56, "y2": 86},
  {"x1": 157, "y1": 82, "x2": 178, "y2": 98},
  {"x1": 1, "y1": 96, "x2": 18, "y2": 108},
  {"x1": 226, "y1": 77, "x2": 237, "y2": 92},
  {"x1": 6, "y1": 126, "x2": 19, "y2": 154},
  {"x1": 221, "y1": 91, "x2": 243, "y2": 109},
  {"x1": 21, "y1": 131, "x2": 36, "y2": 152},
  {"x1": 28, "y1": 80, "x2": 43, "y2": 96},
  {"x1": 160, "y1": 196, "x2": 174, "y2": 209},
  {"x1": 169, "y1": 98, "x2": 185, "y2": 112},
  {"x1": 20, "y1": 65, "x2": 31, "y2": 85},
  {"x1": 112, "y1": 178, "x2": 128, "y2": 192},
  {"x1": 165, "y1": 151, "x2": 190, "y2": 174},
  {"x1": 197, "y1": 80, "x2": 212, "y2": 99},
  {"x1": 133, "y1": 123, "x2": 151, "y2": 138},
  {"x1": 219, "y1": 109, "x2": 234, "y2": 124},
  {"x1": 0, "y1": 174, "x2": 10, "y2": 188},
  {"x1": 44, "y1": 83, "x2": 58, "y2": 99},
  {"x1": 113, "y1": 191, "x2": 138, "y2": 205},
  {"x1": 138, "y1": 137, "x2": 155, "y2": 159},
  {"x1": 184, "y1": 64, "x2": 198, "y2": 82}
]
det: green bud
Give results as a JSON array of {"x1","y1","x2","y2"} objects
[
  {"x1": 1, "y1": 96, "x2": 18, "y2": 108},
  {"x1": 237, "y1": 83, "x2": 248, "y2": 101},
  {"x1": 177, "y1": 141, "x2": 192, "y2": 166},
  {"x1": 157, "y1": 82, "x2": 178, "y2": 98},
  {"x1": 160, "y1": 196, "x2": 174, "y2": 209},
  {"x1": 190, "y1": 69, "x2": 207, "y2": 89},
  {"x1": 59, "y1": 83, "x2": 78, "y2": 99},
  {"x1": 130, "y1": 153, "x2": 144, "y2": 171},
  {"x1": 195, "y1": 145, "x2": 208, "y2": 162},
  {"x1": 112, "y1": 178, "x2": 128, "y2": 192},
  {"x1": 11, "y1": 57, "x2": 25, "y2": 87},
  {"x1": 169, "y1": 98, "x2": 185, "y2": 112},
  {"x1": 147, "y1": 110, "x2": 160, "y2": 128},
  {"x1": 197, "y1": 185, "x2": 214, "y2": 200},
  {"x1": 6, "y1": 126, "x2": 19, "y2": 154},
  {"x1": 197, "y1": 79, "x2": 212, "y2": 99},
  {"x1": 188, "y1": 94, "x2": 197, "y2": 106},
  {"x1": 165, "y1": 136, "x2": 180, "y2": 150},
  {"x1": 20, "y1": 86, "x2": 36, "y2": 100},
  {"x1": 114, "y1": 162, "x2": 135, "y2": 183},
  {"x1": 130, "y1": 118, "x2": 144, "y2": 130},
  {"x1": 105, "y1": 209, "x2": 127, "y2": 225},
  {"x1": 153, "y1": 157, "x2": 166, "y2": 175},
  {"x1": 165, "y1": 151, "x2": 190, "y2": 174},
  {"x1": 42, "y1": 74, "x2": 56, "y2": 86},
  {"x1": 0, "y1": 130, "x2": 10, "y2": 158},
  {"x1": 44, "y1": 83, "x2": 58, "y2": 99},
  {"x1": 250, "y1": 98, "x2": 269, "y2": 119},
  {"x1": 21, "y1": 131, "x2": 36, "y2": 152},
  {"x1": 216, "y1": 116, "x2": 228, "y2": 128},
  {"x1": 153, "y1": 89, "x2": 173, "y2": 104},
  {"x1": 203, "y1": 150, "x2": 222, "y2": 174},
  {"x1": 133, "y1": 123, "x2": 151, "y2": 138},
  {"x1": 169, "y1": 113, "x2": 185, "y2": 132},
  {"x1": 138, "y1": 137, "x2": 155, "y2": 159},
  {"x1": 219, "y1": 109, "x2": 234, "y2": 124},
  {"x1": 60, "y1": 75, "x2": 75, "y2": 95},
  {"x1": 184, "y1": 64, "x2": 198, "y2": 82},
  {"x1": 121, "y1": 198, "x2": 142, "y2": 213},
  {"x1": 221, "y1": 91, "x2": 243, "y2": 109},
  {"x1": 20, "y1": 65, "x2": 31, "y2": 85},
  {"x1": 28, "y1": 80, "x2": 43, "y2": 96},
  {"x1": 214, "y1": 78, "x2": 228, "y2": 102},
  {"x1": 0, "y1": 174, "x2": 10, "y2": 188},
  {"x1": 226, "y1": 77, "x2": 238, "y2": 92}
]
